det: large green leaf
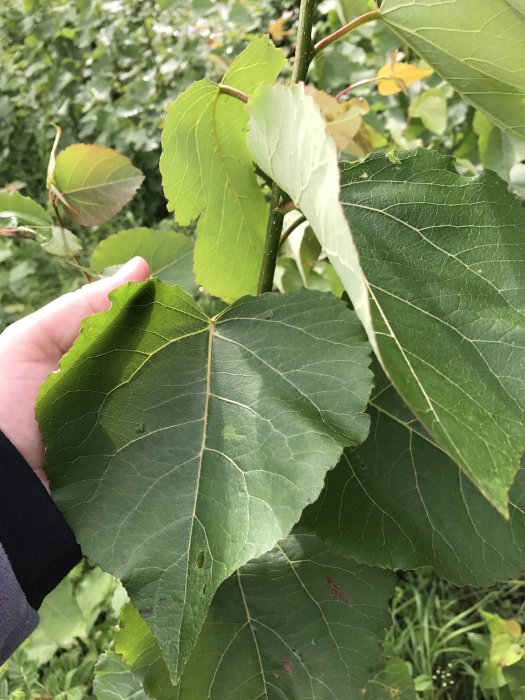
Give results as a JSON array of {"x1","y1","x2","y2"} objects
[
  {"x1": 38, "y1": 282, "x2": 372, "y2": 681},
  {"x1": 247, "y1": 88, "x2": 524, "y2": 514},
  {"x1": 246, "y1": 83, "x2": 374, "y2": 343},
  {"x1": 378, "y1": 0, "x2": 525, "y2": 142},
  {"x1": 91, "y1": 228, "x2": 195, "y2": 292},
  {"x1": 160, "y1": 37, "x2": 286, "y2": 302},
  {"x1": 116, "y1": 535, "x2": 393, "y2": 700},
  {"x1": 176, "y1": 535, "x2": 392, "y2": 699},
  {"x1": 301, "y1": 362, "x2": 525, "y2": 587},
  {"x1": 51, "y1": 144, "x2": 144, "y2": 226},
  {"x1": 339, "y1": 150, "x2": 525, "y2": 514}
]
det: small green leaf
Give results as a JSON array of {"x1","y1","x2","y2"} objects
[
  {"x1": 39, "y1": 226, "x2": 82, "y2": 257},
  {"x1": 473, "y1": 112, "x2": 525, "y2": 183},
  {"x1": 301, "y1": 361, "x2": 525, "y2": 587},
  {"x1": 363, "y1": 658, "x2": 416, "y2": 699},
  {"x1": 38, "y1": 283, "x2": 372, "y2": 681},
  {"x1": 51, "y1": 144, "x2": 144, "y2": 226},
  {"x1": 32, "y1": 576, "x2": 87, "y2": 650},
  {"x1": 160, "y1": 37, "x2": 286, "y2": 301},
  {"x1": 246, "y1": 83, "x2": 374, "y2": 342},
  {"x1": 46, "y1": 123, "x2": 62, "y2": 190},
  {"x1": 91, "y1": 228, "x2": 195, "y2": 292},
  {"x1": 0, "y1": 191, "x2": 52, "y2": 231},
  {"x1": 379, "y1": 0, "x2": 525, "y2": 141},
  {"x1": 340, "y1": 150, "x2": 525, "y2": 515},
  {"x1": 117, "y1": 535, "x2": 393, "y2": 700},
  {"x1": 115, "y1": 605, "x2": 174, "y2": 700},
  {"x1": 93, "y1": 651, "x2": 148, "y2": 700},
  {"x1": 408, "y1": 88, "x2": 447, "y2": 134}
]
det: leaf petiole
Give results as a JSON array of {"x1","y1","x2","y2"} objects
[
  {"x1": 314, "y1": 10, "x2": 380, "y2": 54},
  {"x1": 218, "y1": 83, "x2": 249, "y2": 103}
]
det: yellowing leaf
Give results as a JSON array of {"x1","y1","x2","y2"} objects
[
  {"x1": 377, "y1": 62, "x2": 432, "y2": 95},
  {"x1": 306, "y1": 86, "x2": 370, "y2": 154},
  {"x1": 268, "y1": 16, "x2": 294, "y2": 41}
]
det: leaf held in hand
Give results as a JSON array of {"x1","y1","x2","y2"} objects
[{"x1": 37, "y1": 282, "x2": 373, "y2": 681}]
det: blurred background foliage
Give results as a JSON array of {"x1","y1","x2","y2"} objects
[
  {"x1": 1, "y1": 0, "x2": 525, "y2": 697},
  {"x1": 1, "y1": 0, "x2": 524, "y2": 328}
]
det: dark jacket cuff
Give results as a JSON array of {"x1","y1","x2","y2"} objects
[{"x1": 0, "y1": 432, "x2": 81, "y2": 609}]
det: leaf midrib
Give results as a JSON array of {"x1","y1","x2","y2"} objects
[{"x1": 178, "y1": 319, "x2": 215, "y2": 677}]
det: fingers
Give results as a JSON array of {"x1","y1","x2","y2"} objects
[{"x1": 4, "y1": 257, "x2": 151, "y2": 361}]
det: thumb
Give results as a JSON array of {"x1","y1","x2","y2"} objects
[{"x1": 8, "y1": 257, "x2": 151, "y2": 361}]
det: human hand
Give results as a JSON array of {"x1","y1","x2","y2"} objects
[{"x1": 0, "y1": 257, "x2": 150, "y2": 485}]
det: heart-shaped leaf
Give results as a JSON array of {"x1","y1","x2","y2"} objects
[
  {"x1": 160, "y1": 37, "x2": 286, "y2": 301},
  {"x1": 37, "y1": 283, "x2": 372, "y2": 681},
  {"x1": 339, "y1": 150, "x2": 525, "y2": 515},
  {"x1": 247, "y1": 87, "x2": 525, "y2": 515},
  {"x1": 51, "y1": 144, "x2": 144, "y2": 226}
]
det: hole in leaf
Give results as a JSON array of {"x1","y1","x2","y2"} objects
[
  {"x1": 202, "y1": 584, "x2": 207, "y2": 594},
  {"x1": 196, "y1": 551, "x2": 205, "y2": 569}
]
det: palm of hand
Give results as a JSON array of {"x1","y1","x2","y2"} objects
[{"x1": 0, "y1": 258, "x2": 149, "y2": 485}]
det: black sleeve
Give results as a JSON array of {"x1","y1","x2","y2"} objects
[{"x1": 0, "y1": 432, "x2": 81, "y2": 609}]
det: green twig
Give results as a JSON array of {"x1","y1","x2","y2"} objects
[
  {"x1": 292, "y1": 0, "x2": 316, "y2": 82},
  {"x1": 314, "y1": 10, "x2": 380, "y2": 54},
  {"x1": 51, "y1": 200, "x2": 92, "y2": 283},
  {"x1": 257, "y1": 185, "x2": 286, "y2": 293},
  {"x1": 257, "y1": 0, "x2": 317, "y2": 294}
]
